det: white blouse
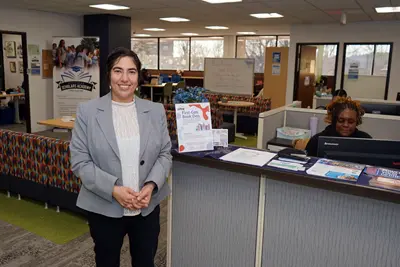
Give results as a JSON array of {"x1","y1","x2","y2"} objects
[{"x1": 112, "y1": 99, "x2": 141, "y2": 216}]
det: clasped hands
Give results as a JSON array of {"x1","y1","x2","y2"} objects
[{"x1": 112, "y1": 183, "x2": 155, "y2": 210}]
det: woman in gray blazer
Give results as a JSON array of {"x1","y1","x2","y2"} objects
[{"x1": 70, "y1": 47, "x2": 172, "y2": 267}]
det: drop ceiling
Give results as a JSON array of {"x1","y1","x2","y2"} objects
[{"x1": 2, "y1": 0, "x2": 399, "y2": 36}]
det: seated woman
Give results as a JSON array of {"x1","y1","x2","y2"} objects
[{"x1": 305, "y1": 97, "x2": 372, "y2": 157}]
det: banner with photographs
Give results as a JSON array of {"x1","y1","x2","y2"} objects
[{"x1": 52, "y1": 37, "x2": 100, "y2": 118}]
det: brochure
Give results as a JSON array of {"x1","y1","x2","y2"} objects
[
  {"x1": 363, "y1": 167, "x2": 400, "y2": 191},
  {"x1": 306, "y1": 159, "x2": 365, "y2": 182}
]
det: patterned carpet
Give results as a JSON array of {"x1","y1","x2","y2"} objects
[{"x1": 0, "y1": 200, "x2": 168, "y2": 267}]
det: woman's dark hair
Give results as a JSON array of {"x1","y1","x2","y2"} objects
[
  {"x1": 106, "y1": 47, "x2": 142, "y2": 86},
  {"x1": 58, "y1": 39, "x2": 65, "y2": 48},
  {"x1": 332, "y1": 89, "x2": 347, "y2": 98},
  {"x1": 325, "y1": 97, "x2": 365, "y2": 126}
]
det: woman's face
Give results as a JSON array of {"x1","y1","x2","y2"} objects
[
  {"x1": 336, "y1": 108, "x2": 357, "y2": 136},
  {"x1": 110, "y1": 56, "x2": 138, "y2": 103}
]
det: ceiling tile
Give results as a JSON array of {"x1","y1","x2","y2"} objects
[{"x1": 306, "y1": 0, "x2": 360, "y2": 10}]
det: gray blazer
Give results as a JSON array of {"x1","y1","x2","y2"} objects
[{"x1": 69, "y1": 93, "x2": 172, "y2": 218}]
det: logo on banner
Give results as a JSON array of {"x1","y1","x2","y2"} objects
[{"x1": 56, "y1": 66, "x2": 97, "y2": 92}]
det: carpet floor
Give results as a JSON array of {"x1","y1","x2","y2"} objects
[{"x1": 0, "y1": 198, "x2": 168, "y2": 267}]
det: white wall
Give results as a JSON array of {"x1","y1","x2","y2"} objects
[
  {"x1": 343, "y1": 75, "x2": 386, "y2": 99},
  {"x1": 2, "y1": 34, "x2": 23, "y2": 89},
  {"x1": 0, "y1": 7, "x2": 82, "y2": 132},
  {"x1": 286, "y1": 22, "x2": 400, "y2": 104}
]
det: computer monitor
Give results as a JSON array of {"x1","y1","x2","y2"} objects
[
  {"x1": 361, "y1": 103, "x2": 400, "y2": 116},
  {"x1": 317, "y1": 137, "x2": 400, "y2": 169}
]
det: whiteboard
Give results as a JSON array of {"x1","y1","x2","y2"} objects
[{"x1": 204, "y1": 58, "x2": 255, "y2": 95}]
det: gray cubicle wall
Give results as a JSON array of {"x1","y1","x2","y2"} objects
[
  {"x1": 358, "y1": 116, "x2": 400, "y2": 140},
  {"x1": 285, "y1": 109, "x2": 400, "y2": 140},
  {"x1": 262, "y1": 178, "x2": 400, "y2": 267},
  {"x1": 258, "y1": 109, "x2": 285, "y2": 149},
  {"x1": 285, "y1": 110, "x2": 328, "y2": 133},
  {"x1": 171, "y1": 161, "x2": 260, "y2": 267}
]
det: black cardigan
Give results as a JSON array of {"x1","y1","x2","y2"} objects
[{"x1": 305, "y1": 125, "x2": 372, "y2": 157}]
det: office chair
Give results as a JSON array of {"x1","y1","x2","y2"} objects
[
  {"x1": 163, "y1": 82, "x2": 174, "y2": 103},
  {"x1": 176, "y1": 80, "x2": 185, "y2": 90},
  {"x1": 171, "y1": 74, "x2": 181, "y2": 83},
  {"x1": 159, "y1": 73, "x2": 170, "y2": 83}
]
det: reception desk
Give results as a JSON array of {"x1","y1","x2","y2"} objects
[{"x1": 167, "y1": 146, "x2": 400, "y2": 267}]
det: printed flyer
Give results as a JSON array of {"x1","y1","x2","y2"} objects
[
  {"x1": 175, "y1": 103, "x2": 214, "y2": 153},
  {"x1": 306, "y1": 159, "x2": 365, "y2": 182},
  {"x1": 363, "y1": 167, "x2": 400, "y2": 192}
]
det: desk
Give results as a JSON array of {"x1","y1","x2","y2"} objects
[
  {"x1": 37, "y1": 117, "x2": 74, "y2": 130},
  {"x1": 218, "y1": 101, "x2": 254, "y2": 139},
  {"x1": 141, "y1": 83, "x2": 178, "y2": 101},
  {"x1": 0, "y1": 93, "x2": 25, "y2": 124},
  {"x1": 168, "y1": 146, "x2": 400, "y2": 267}
]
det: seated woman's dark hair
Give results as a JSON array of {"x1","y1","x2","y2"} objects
[
  {"x1": 325, "y1": 97, "x2": 365, "y2": 126},
  {"x1": 106, "y1": 47, "x2": 142, "y2": 85},
  {"x1": 332, "y1": 89, "x2": 347, "y2": 98}
]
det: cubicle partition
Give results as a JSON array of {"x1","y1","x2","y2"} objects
[
  {"x1": 258, "y1": 106, "x2": 400, "y2": 149},
  {"x1": 168, "y1": 151, "x2": 400, "y2": 267}
]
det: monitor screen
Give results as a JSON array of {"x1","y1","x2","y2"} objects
[
  {"x1": 361, "y1": 103, "x2": 400, "y2": 116},
  {"x1": 317, "y1": 137, "x2": 400, "y2": 169}
]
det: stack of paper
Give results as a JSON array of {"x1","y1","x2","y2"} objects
[
  {"x1": 219, "y1": 148, "x2": 276, "y2": 167},
  {"x1": 306, "y1": 159, "x2": 365, "y2": 182}
]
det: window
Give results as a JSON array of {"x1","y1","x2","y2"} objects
[
  {"x1": 131, "y1": 38, "x2": 158, "y2": 69},
  {"x1": 320, "y1": 45, "x2": 338, "y2": 76},
  {"x1": 344, "y1": 44, "x2": 374, "y2": 76},
  {"x1": 236, "y1": 35, "x2": 290, "y2": 73},
  {"x1": 277, "y1": 36, "x2": 290, "y2": 47},
  {"x1": 373, "y1": 44, "x2": 391, "y2": 76},
  {"x1": 190, "y1": 37, "x2": 224, "y2": 71},
  {"x1": 342, "y1": 43, "x2": 393, "y2": 99},
  {"x1": 159, "y1": 38, "x2": 189, "y2": 70}
]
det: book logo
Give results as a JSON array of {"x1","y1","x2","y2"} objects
[{"x1": 56, "y1": 66, "x2": 97, "y2": 92}]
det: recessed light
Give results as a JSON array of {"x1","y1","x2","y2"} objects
[
  {"x1": 205, "y1": 26, "x2": 229, "y2": 30},
  {"x1": 181, "y1": 33, "x2": 199, "y2": 36},
  {"x1": 375, "y1": 6, "x2": 400, "y2": 13},
  {"x1": 237, "y1": 32, "x2": 256, "y2": 35},
  {"x1": 250, "y1": 13, "x2": 283, "y2": 18},
  {"x1": 133, "y1": 34, "x2": 151, "y2": 37},
  {"x1": 202, "y1": 0, "x2": 242, "y2": 3},
  {"x1": 89, "y1": 4, "x2": 130, "y2": 10},
  {"x1": 143, "y1": 28, "x2": 166, "y2": 31},
  {"x1": 160, "y1": 17, "x2": 190, "y2": 22}
]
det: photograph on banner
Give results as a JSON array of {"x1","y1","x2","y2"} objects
[
  {"x1": 175, "y1": 103, "x2": 214, "y2": 153},
  {"x1": 53, "y1": 37, "x2": 100, "y2": 118}
]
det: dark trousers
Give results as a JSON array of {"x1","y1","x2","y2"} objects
[{"x1": 87, "y1": 205, "x2": 160, "y2": 267}]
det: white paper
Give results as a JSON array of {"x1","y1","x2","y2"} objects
[
  {"x1": 213, "y1": 129, "x2": 228, "y2": 147},
  {"x1": 220, "y1": 148, "x2": 276, "y2": 167},
  {"x1": 272, "y1": 64, "x2": 281, "y2": 75},
  {"x1": 268, "y1": 160, "x2": 305, "y2": 171},
  {"x1": 175, "y1": 103, "x2": 214, "y2": 153}
]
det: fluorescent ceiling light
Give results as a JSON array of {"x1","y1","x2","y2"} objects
[
  {"x1": 375, "y1": 6, "x2": 400, "y2": 13},
  {"x1": 237, "y1": 32, "x2": 256, "y2": 35},
  {"x1": 160, "y1": 17, "x2": 190, "y2": 22},
  {"x1": 181, "y1": 33, "x2": 199, "y2": 36},
  {"x1": 134, "y1": 34, "x2": 151, "y2": 37},
  {"x1": 202, "y1": 0, "x2": 242, "y2": 3},
  {"x1": 143, "y1": 28, "x2": 166, "y2": 31},
  {"x1": 89, "y1": 4, "x2": 130, "y2": 10},
  {"x1": 250, "y1": 13, "x2": 283, "y2": 18},
  {"x1": 205, "y1": 26, "x2": 229, "y2": 30}
]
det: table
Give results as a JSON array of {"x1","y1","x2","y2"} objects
[
  {"x1": 218, "y1": 100, "x2": 254, "y2": 139},
  {"x1": 37, "y1": 117, "x2": 74, "y2": 130},
  {"x1": 0, "y1": 93, "x2": 25, "y2": 124},
  {"x1": 141, "y1": 83, "x2": 178, "y2": 101}
]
